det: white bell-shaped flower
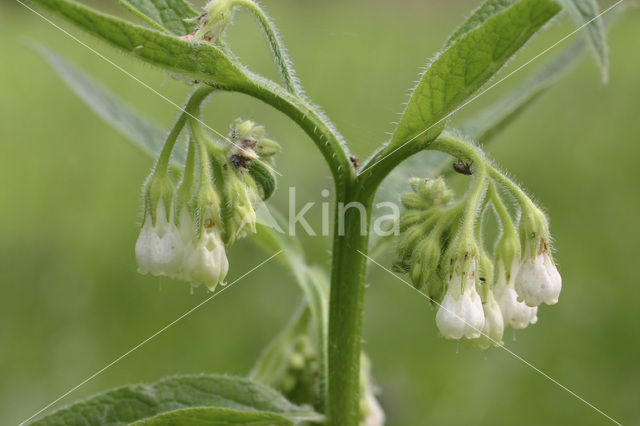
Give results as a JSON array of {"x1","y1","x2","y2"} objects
[
  {"x1": 474, "y1": 289, "x2": 505, "y2": 349},
  {"x1": 181, "y1": 206, "x2": 229, "y2": 291},
  {"x1": 183, "y1": 230, "x2": 229, "y2": 291},
  {"x1": 515, "y1": 238, "x2": 562, "y2": 306},
  {"x1": 495, "y1": 259, "x2": 538, "y2": 329},
  {"x1": 135, "y1": 201, "x2": 184, "y2": 277},
  {"x1": 436, "y1": 258, "x2": 485, "y2": 340}
]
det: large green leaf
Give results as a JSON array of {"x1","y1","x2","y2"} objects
[
  {"x1": 130, "y1": 407, "x2": 296, "y2": 425},
  {"x1": 119, "y1": 0, "x2": 198, "y2": 36},
  {"x1": 31, "y1": 0, "x2": 248, "y2": 87},
  {"x1": 32, "y1": 44, "x2": 184, "y2": 164},
  {"x1": 559, "y1": 0, "x2": 609, "y2": 82},
  {"x1": 390, "y1": 0, "x2": 561, "y2": 147},
  {"x1": 30, "y1": 375, "x2": 319, "y2": 425}
]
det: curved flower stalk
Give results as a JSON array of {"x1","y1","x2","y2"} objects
[
  {"x1": 135, "y1": 97, "x2": 280, "y2": 291},
  {"x1": 396, "y1": 133, "x2": 562, "y2": 348}
]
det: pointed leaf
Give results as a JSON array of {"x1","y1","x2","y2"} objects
[
  {"x1": 390, "y1": 0, "x2": 561, "y2": 148},
  {"x1": 559, "y1": 0, "x2": 609, "y2": 82},
  {"x1": 119, "y1": 0, "x2": 198, "y2": 36},
  {"x1": 444, "y1": 0, "x2": 518, "y2": 48},
  {"x1": 30, "y1": 375, "x2": 318, "y2": 426},
  {"x1": 32, "y1": 44, "x2": 184, "y2": 164},
  {"x1": 31, "y1": 0, "x2": 248, "y2": 87}
]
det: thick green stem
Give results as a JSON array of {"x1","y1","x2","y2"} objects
[{"x1": 326, "y1": 181, "x2": 374, "y2": 425}]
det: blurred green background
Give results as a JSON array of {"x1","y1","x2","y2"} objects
[{"x1": 1, "y1": 0, "x2": 639, "y2": 424}]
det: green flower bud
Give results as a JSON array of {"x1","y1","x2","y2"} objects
[
  {"x1": 223, "y1": 171, "x2": 258, "y2": 244},
  {"x1": 255, "y1": 138, "x2": 281, "y2": 158},
  {"x1": 401, "y1": 192, "x2": 428, "y2": 210},
  {"x1": 408, "y1": 177, "x2": 454, "y2": 206},
  {"x1": 394, "y1": 224, "x2": 427, "y2": 271},
  {"x1": 399, "y1": 209, "x2": 428, "y2": 231},
  {"x1": 186, "y1": 0, "x2": 236, "y2": 43},
  {"x1": 409, "y1": 233, "x2": 441, "y2": 290}
]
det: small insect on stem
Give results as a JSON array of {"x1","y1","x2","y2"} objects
[
  {"x1": 452, "y1": 159, "x2": 473, "y2": 175},
  {"x1": 349, "y1": 155, "x2": 360, "y2": 170}
]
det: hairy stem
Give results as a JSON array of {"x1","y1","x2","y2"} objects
[
  {"x1": 326, "y1": 182, "x2": 374, "y2": 425},
  {"x1": 234, "y1": 0, "x2": 299, "y2": 94},
  {"x1": 154, "y1": 85, "x2": 215, "y2": 174}
]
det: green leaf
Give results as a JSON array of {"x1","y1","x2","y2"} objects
[
  {"x1": 31, "y1": 0, "x2": 248, "y2": 87},
  {"x1": 559, "y1": 0, "x2": 609, "y2": 82},
  {"x1": 459, "y1": 37, "x2": 587, "y2": 143},
  {"x1": 30, "y1": 375, "x2": 318, "y2": 426},
  {"x1": 130, "y1": 407, "x2": 296, "y2": 425},
  {"x1": 444, "y1": 0, "x2": 518, "y2": 48},
  {"x1": 390, "y1": 0, "x2": 561, "y2": 147},
  {"x1": 32, "y1": 44, "x2": 183, "y2": 164},
  {"x1": 119, "y1": 0, "x2": 198, "y2": 36}
]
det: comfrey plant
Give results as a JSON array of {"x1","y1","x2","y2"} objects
[{"x1": 28, "y1": 0, "x2": 616, "y2": 424}]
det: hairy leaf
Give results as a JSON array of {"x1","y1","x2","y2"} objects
[
  {"x1": 119, "y1": 0, "x2": 198, "y2": 36},
  {"x1": 559, "y1": 0, "x2": 609, "y2": 82},
  {"x1": 32, "y1": 44, "x2": 185, "y2": 164},
  {"x1": 391, "y1": 0, "x2": 561, "y2": 147},
  {"x1": 31, "y1": 0, "x2": 248, "y2": 87},
  {"x1": 444, "y1": 0, "x2": 518, "y2": 48},
  {"x1": 130, "y1": 407, "x2": 297, "y2": 425},
  {"x1": 30, "y1": 375, "x2": 318, "y2": 425}
]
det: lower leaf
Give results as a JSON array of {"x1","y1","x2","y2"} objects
[{"x1": 29, "y1": 374, "x2": 320, "y2": 426}]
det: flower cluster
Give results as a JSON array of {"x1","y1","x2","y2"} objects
[
  {"x1": 396, "y1": 171, "x2": 562, "y2": 349},
  {"x1": 136, "y1": 118, "x2": 279, "y2": 291}
]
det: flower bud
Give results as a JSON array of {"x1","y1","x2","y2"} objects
[
  {"x1": 435, "y1": 254, "x2": 485, "y2": 339},
  {"x1": 188, "y1": 0, "x2": 236, "y2": 43},
  {"x1": 409, "y1": 233, "x2": 441, "y2": 291},
  {"x1": 255, "y1": 138, "x2": 281, "y2": 158},
  {"x1": 408, "y1": 177, "x2": 453, "y2": 207},
  {"x1": 393, "y1": 224, "x2": 427, "y2": 272},
  {"x1": 223, "y1": 172, "x2": 258, "y2": 244},
  {"x1": 401, "y1": 192, "x2": 428, "y2": 210}
]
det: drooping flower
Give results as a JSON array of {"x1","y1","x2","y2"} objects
[
  {"x1": 178, "y1": 197, "x2": 229, "y2": 291},
  {"x1": 515, "y1": 234, "x2": 562, "y2": 307},
  {"x1": 472, "y1": 288, "x2": 505, "y2": 349},
  {"x1": 436, "y1": 256, "x2": 485, "y2": 340},
  {"x1": 135, "y1": 200, "x2": 184, "y2": 277},
  {"x1": 494, "y1": 259, "x2": 538, "y2": 329}
]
